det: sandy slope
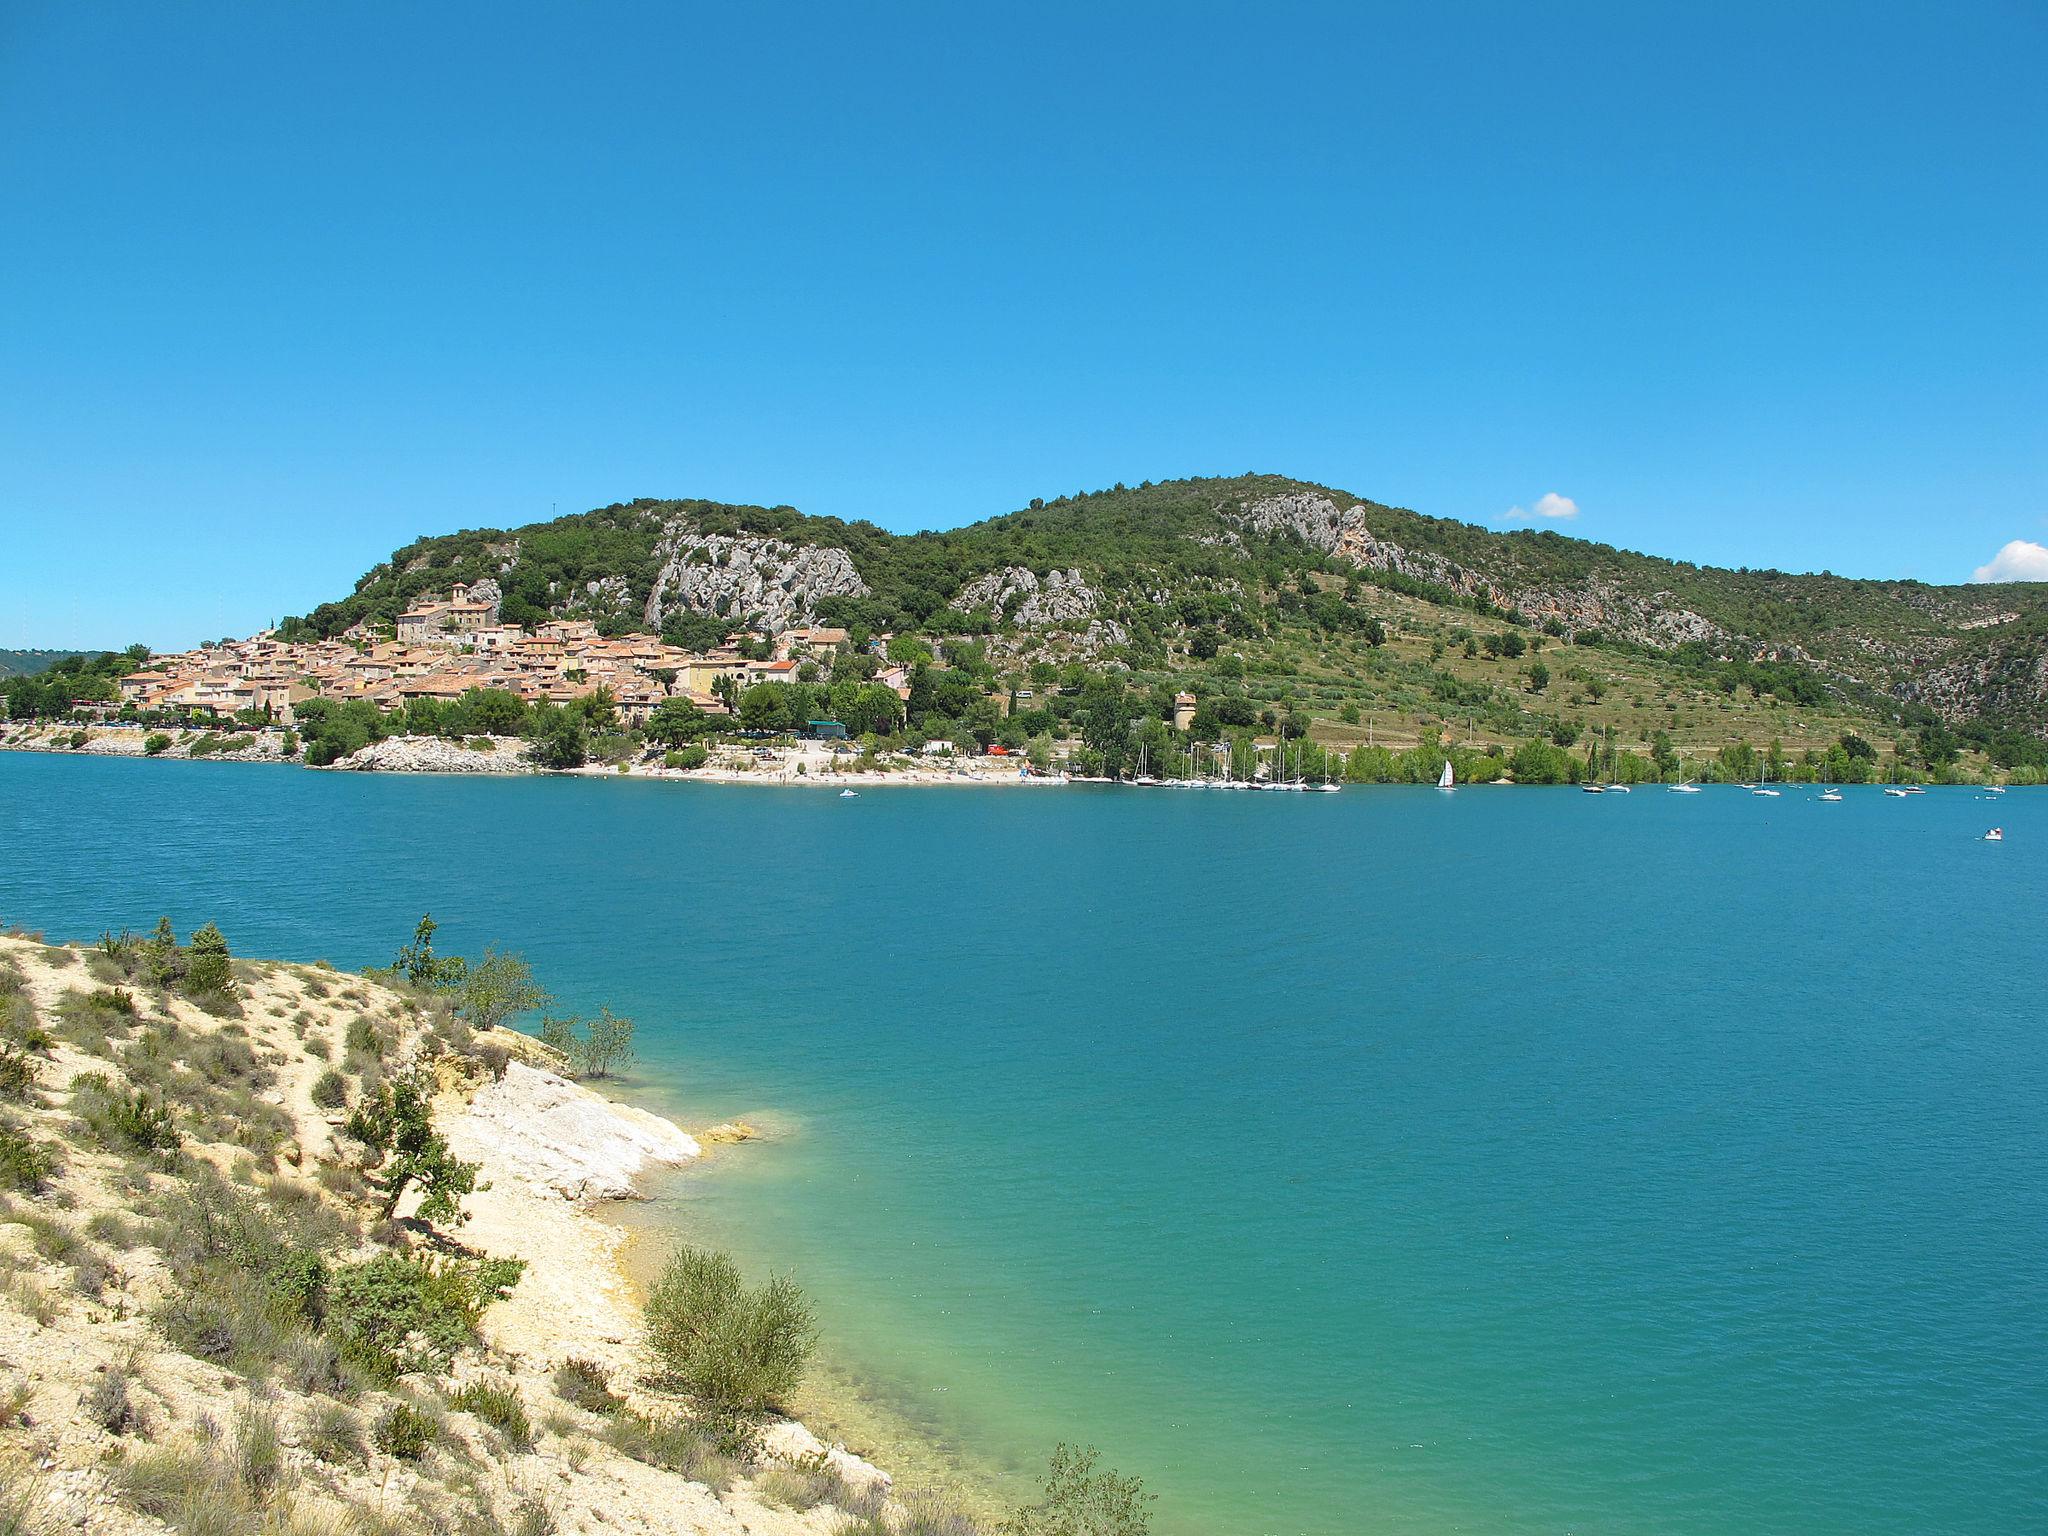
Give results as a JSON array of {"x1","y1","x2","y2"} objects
[{"x1": 0, "y1": 935, "x2": 902, "y2": 1535}]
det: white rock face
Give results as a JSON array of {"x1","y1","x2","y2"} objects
[
  {"x1": 1234, "y1": 493, "x2": 1500, "y2": 605},
  {"x1": 644, "y1": 517, "x2": 868, "y2": 634},
  {"x1": 1232, "y1": 492, "x2": 1736, "y2": 652},
  {"x1": 457, "y1": 1060, "x2": 701, "y2": 1202},
  {"x1": 951, "y1": 566, "x2": 1127, "y2": 647},
  {"x1": 334, "y1": 736, "x2": 533, "y2": 774},
  {"x1": 953, "y1": 565, "x2": 1094, "y2": 624}
]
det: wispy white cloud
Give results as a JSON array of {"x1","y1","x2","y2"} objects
[
  {"x1": 1971, "y1": 539, "x2": 2048, "y2": 583},
  {"x1": 1502, "y1": 492, "x2": 1579, "y2": 523}
]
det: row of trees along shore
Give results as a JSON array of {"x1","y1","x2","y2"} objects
[{"x1": 5, "y1": 643, "x2": 2042, "y2": 784}]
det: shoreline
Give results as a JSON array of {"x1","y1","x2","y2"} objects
[
  {"x1": 476, "y1": 1056, "x2": 1019, "y2": 1520},
  {"x1": 0, "y1": 929, "x2": 985, "y2": 1536},
  {"x1": 608, "y1": 1183, "x2": 1021, "y2": 1526},
  {"x1": 436, "y1": 1046, "x2": 930, "y2": 1503},
  {"x1": 4, "y1": 727, "x2": 2025, "y2": 791}
]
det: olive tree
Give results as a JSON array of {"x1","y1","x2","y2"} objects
[
  {"x1": 456, "y1": 949, "x2": 549, "y2": 1030},
  {"x1": 345, "y1": 1072, "x2": 480, "y2": 1226},
  {"x1": 643, "y1": 1245, "x2": 815, "y2": 1415}
]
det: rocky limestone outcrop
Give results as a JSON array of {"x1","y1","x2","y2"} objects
[
  {"x1": 1232, "y1": 493, "x2": 1506, "y2": 607},
  {"x1": 951, "y1": 566, "x2": 1092, "y2": 624},
  {"x1": 452, "y1": 1059, "x2": 701, "y2": 1202},
  {"x1": 1230, "y1": 492, "x2": 1738, "y2": 652},
  {"x1": 951, "y1": 566, "x2": 1128, "y2": 648},
  {"x1": 332, "y1": 735, "x2": 534, "y2": 774},
  {"x1": 1511, "y1": 577, "x2": 1729, "y2": 650},
  {"x1": 643, "y1": 517, "x2": 868, "y2": 634},
  {"x1": 465, "y1": 576, "x2": 503, "y2": 612},
  {"x1": 1897, "y1": 629, "x2": 2048, "y2": 728}
]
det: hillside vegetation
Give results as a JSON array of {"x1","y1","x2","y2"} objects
[{"x1": 274, "y1": 475, "x2": 2048, "y2": 767}]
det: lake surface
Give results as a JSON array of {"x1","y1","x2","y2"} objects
[{"x1": 2, "y1": 752, "x2": 2043, "y2": 1534}]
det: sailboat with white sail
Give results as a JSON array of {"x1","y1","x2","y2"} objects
[{"x1": 1437, "y1": 758, "x2": 1454, "y2": 792}]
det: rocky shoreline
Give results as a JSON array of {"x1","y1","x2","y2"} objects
[
  {"x1": 1, "y1": 726, "x2": 1070, "y2": 786},
  {"x1": 0, "y1": 932, "x2": 920, "y2": 1535}
]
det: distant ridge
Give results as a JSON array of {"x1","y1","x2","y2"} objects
[
  {"x1": 0, "y1": 648, "x2": 92, "y2": 678},
  {"x1": 275, "y1": 474, "x2": 2048, "y2": 745}
]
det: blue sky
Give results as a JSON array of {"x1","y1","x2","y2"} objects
[{"x1": 2, "y1": 1, "x2": 2044, "y2": 649}]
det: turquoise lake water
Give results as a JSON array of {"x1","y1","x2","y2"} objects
[{"x1": 2, "y1": 752, "x2": 2043, "y2": 1534}]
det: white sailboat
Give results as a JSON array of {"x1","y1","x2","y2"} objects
[
  {"x1": 1668, "y1": 782, "x2": 1702, "y2": 794},
  {"x1": 1437, "y1": 758, "x2": 1454, "y2": 792}
]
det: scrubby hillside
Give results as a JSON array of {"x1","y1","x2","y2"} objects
[
  {"x1": 0, "y1": 925, "x2": 1015, "y2": 1536},
  {"x1": 281, "y1": 476, "x2": 2048, "y2": 748}
]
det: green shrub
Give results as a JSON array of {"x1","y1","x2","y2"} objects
[
  {"x1": 0, "y1": 1042, "x2": 38, "y2": 1101},
  {"x1": 310, "y1": 1068, "x2": 349, "y2": 1111},
  {"x1": 665, "y1": 746, "x2": 709, "y2": 770},
  {"x1": 71, "y1": 1073, "x2": 181, "y2": 1156},
  {"x1": 305, "y1": 1399, "x2": 364, "y2": 1464},
  {"x1": 68, "y1": 729, "x2": 89, "y2": 749},
  {"x1": 1001, "y1": 1445, "x2": 1152, "y2": 1536},
  {"x1": 642, "y1": 1245, "x2": 816, "y2": 1416},
  {"x1": 143, "y1": 733, "x2": 172, "y2": 756},
  {"x1": 552, "y1": 1356, "x2": 622, "y2": 1416},
  {"x1": 374, "y1": 1401, "x2": 436, "y2": 1461},
  {"x1": 325, "y1": 1252, "x2": 524, "y2": 1383},
  {"x1": 447, "y1": 1377, "x2": 533, "y2": 1450},
  {"x1": 0, "y1": 1122, "x2": 58, "y2": 1192},
  {"x1": 344, "y1": 1015, "x2": 380, "y2": 1056}
]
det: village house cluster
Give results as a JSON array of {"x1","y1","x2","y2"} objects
[{"x1": 115, "y1": 583, "x2": 905, "y2": 726}]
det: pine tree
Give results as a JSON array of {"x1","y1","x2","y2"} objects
[{"x1": 183, "y1": 922, "x2": 233, "y2": 998}]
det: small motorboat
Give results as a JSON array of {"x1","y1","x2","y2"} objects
[
  {"x1": 1985, "y1": 827, "x2": 2004, "y2": 842},
  {"x1": 1884, "y1": 787, "x2": 1910, "y2": 797},
  {"x1": 839, "y1": 789, "x2": 858, "y2": 798},
  {"x1": 1820, "y1": 789, "x2": 1843, "y2": 801},
  {"x1": 1606, "y1": 784, "x2": 1632, "y2": 794},
  {"x1": 1668, "y1": 783, "x2": 1702, "y2": 794},
  {"x1": 1582, "y1": 783, "x2": 1606, "y2": 794},
  {"x1": 1752, "y1": 787, "x2": 1781, "y2": 797}
]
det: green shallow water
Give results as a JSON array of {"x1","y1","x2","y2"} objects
[{"x1": 3, "y1": 753, "x2": 2044, "y2": 1534}]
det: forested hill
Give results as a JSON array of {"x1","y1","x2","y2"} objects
[
  {"x1": 0, "y1": 649, "x2": 91, "y2": 678},
  {"x1": 283, "y1": 474, "x2": 2048, "y2": 743}
]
